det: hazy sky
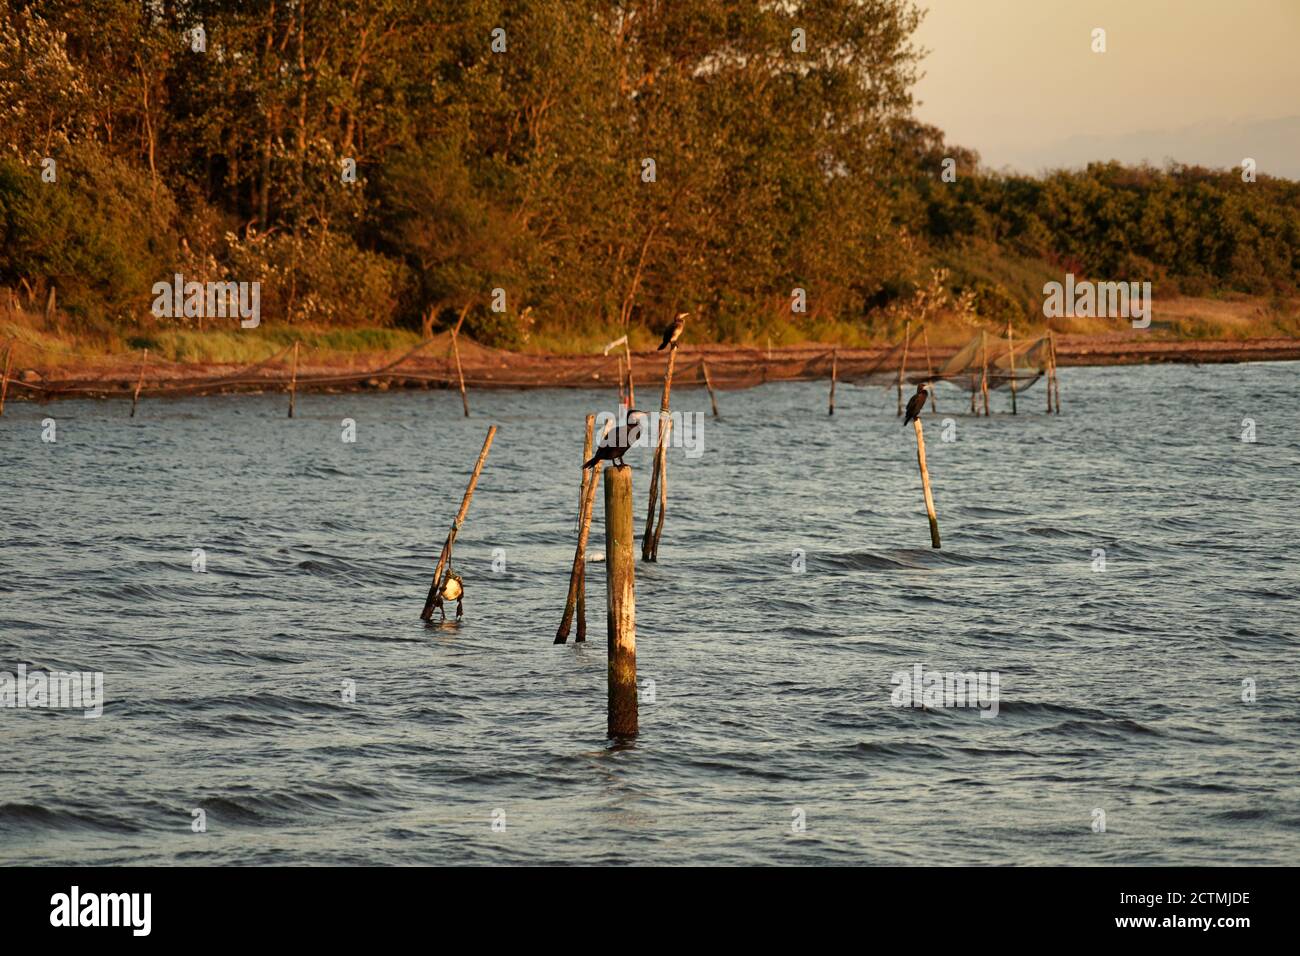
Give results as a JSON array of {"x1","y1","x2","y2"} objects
[{"x1": 912, "y1": 0, "x2": 1300, "y2": 177}]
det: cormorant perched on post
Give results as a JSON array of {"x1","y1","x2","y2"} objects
[
  {"x1": 902, "y1": 383, "x2": 929, "y2": 426},
  {"x1": 657, "y1": 312, "x2": 689, "y2": 350},
  {"x1": 583, "y1": 410, "x2": 649, "y2": 468}
]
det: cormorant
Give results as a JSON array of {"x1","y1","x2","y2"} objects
[
  {"x1": 657, "y1": 312, "x2": 689, "y2": 350},
  {"x1": 902, "y1": 383, "x2": 929, "y2": 426},
  {"x1": 583, "y1": 410, "x2": 649, "y2": 468}
]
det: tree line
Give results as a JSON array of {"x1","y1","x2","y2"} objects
[{"x1": 1, "y1": 1, "x2": 1296, "y2": 348}]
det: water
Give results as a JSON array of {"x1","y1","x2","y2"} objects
[{"x1": 1, "y1": 361, "x2": 1297, "y2": 865}]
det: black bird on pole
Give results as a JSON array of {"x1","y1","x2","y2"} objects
[
  {"x1": 657, "y1": 312, "x2": 689, "y2": 350},
  {"x1": 902, "y1": 382, "x2": 929, "y2": 426},
  {"x1": 583, "y1": 410, "x2": 649, "y2": 468}
]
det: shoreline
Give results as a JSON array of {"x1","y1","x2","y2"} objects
[{"x1": 5, "y1": 334, "x2": 1299, "y2": 402}]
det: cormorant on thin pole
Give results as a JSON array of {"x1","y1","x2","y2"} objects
[
  {"x1": 902, "y1": 382, "x2": 929, "y2": 427},
  {"x1": 583, "y1": 409, "x2": 649, "y2": 468},
  {"x1": 657, "y1": 312, "x2": 689, "y2": 350}
]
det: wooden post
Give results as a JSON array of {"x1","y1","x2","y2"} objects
[
  {"x1": 828, "y1": 348, "x2": 837, "y2": 416},
  {"x1": 623, "y1": 338, "x2": 635, "y2": 407},
  {"x1": 923, "y1": 324, "x2": 937, "y2": 412},
  {"x1": 913, "y1": 418, "x2": 941, "y2": 549},
  {"x1": 1045, "y1": 330, "x2": 1055, "y2": 413},
  {"x1": 0, "y1": 339, "x2": 13, "y2": 416},
  {"x1": 420, "y1": 425, "x2": 498, "y2": 620},
  {"x1": 605, "y1": 464, "x2": 638, "y2": 738},
  {"x1": 129, "y1": 349, "x2": 148, "y2": 418},
  {"x1": 980, "y1": 330, "x2": 990, "y2": 416},
  {"x1": 451, "y1": 330, "x2": 469, "y2": 417},
  {"x1": 897, "y1": 320, "x2": 910, "y2": 416},
  {"x1": 1045, "y1": 333, "x2": 1054, "y2": 413},
  {"x1": 287, "y1": 340, "x2": 299, "y2": 418},
  {"x1": 557, "y1": 416, "x2": 599, "y2": 644},
  {"x1": 642, "y1": 345, "x2": 676, "y2": 562},
  {"x1": 649, "y1": 418, "x2": 671, "y2": 560},
  {"x1": 1007, "y1": 321, "x2": 1017, "y2": 415},
  {"x1": 700, "y1": 359, "x2": 719, "y2": 418},
  {"x1": 617, "y1": 353, "x2": 627, "y2": 406}
]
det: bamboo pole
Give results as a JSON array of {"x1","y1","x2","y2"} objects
[
  {"x1": 623, "y1": 338, "x2": 635, "y2": 407},
  {"x1": 980, "y1": 330, "x2": 990, "y2": 416},
  {"x1": 0, "y1": 339, "x2": 13, "y2": 416},
  {"x1": 451, "y1": 330, "x2": 469, "y2": 417},
  {"x1": 923, "y1": 324, "x2": 937, "y2": 412},
  {"x1": 557, "y1": 416, "x2": 600, "y2": 644},
  {"x1": 642, "y1": 345, "x2": 676, "y2": 562},
  {"x1": 421, "y1": 425, "x2": 498, "y2": 620},
  {"x1": 1007, "y1": 321, "x2": 1017, "y2": 415},
  {"x1": 618, "y1": 353, "x2": 627, "y2": 406},
  {"x1": 605, "y1": 464, "x2": 638, "y2": 738},
  {"x1": 1050, "y1": 330, "x2": 1061, "y2": 413},
  {"x1": 648, "y1": 416, "x2": 671, "y2": 560},
  {"x1": 897, "y1": 319, "x2": 910, "y2": 416},
  {"x1": 287, "y1": 340, "x2": 299, "y2": 418},
  {"x1": 700, "y1": 359, "x2": 719, "y2": 417},
  {"x1": 914, "y1": 418, "x2": 941, "y2": 549},
  {"x1": 828, "y1": 348, "x2": 837, "y2": 416},
  {"x1": 129, "y1": 349, "x2": 148, "y2": 418}
]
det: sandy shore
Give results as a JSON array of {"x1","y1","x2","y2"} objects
[{"x1": 5, "y1": 333, "x2": 1299, "y2": 402}]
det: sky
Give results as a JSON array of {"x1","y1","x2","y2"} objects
[{"x1": 911, "y1": 0, "x2": 1300, "y2": 178}]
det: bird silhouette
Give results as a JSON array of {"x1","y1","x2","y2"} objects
[{"x1": 657, "y1": 312, "x2": 688, "y2": 350}]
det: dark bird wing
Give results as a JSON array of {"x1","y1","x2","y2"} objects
[
  {"x1": 903, "y1": 392, "x2": 925, "y2": 426},
  {"x1": 657, "y1": 324, "x2": 673, "y2": 350}
]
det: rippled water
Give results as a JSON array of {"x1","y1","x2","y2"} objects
[{"x1": 2, "y1": 360, "x2": 1298, "y2": 865}]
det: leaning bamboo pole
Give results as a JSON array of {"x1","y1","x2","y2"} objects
[
  {"x1": 623, "y1": 338, "x2": 636, "y2": 407},
  {"x1": 980, "y1": 330, "x2": 990, "y2": 416},
  {"x1": 558, "y1": 416, "x2": 602, "y2": 644},
  {"x1": 0, "y1": 339, "x2": 13, "y2": 416},
  {"x1": 642, "y1": 345, "x2": 677, "y2": 562},
  {"x1": 828, "y1": 348, "x2": 837, "y2": 416},
  {"x1": 897, "y1": 320, "x2": 910, "y2": 416},
  {"x1": 451, "y1": 303, "x2": 470, "y2": 417},
  {"x1": 1050, "y1": 330, "x2": 1061, "y2": 413},
  {"x1": 1007, "y1": 321, "x2": 1017, "y2": 415},
  {"x1": 923, "y1": 324, "x2": 937, "y2": 412},
  {"x1": 914, "y1": 418, "x2": 941, "y2": 549},
  {"x1": 420, "y1": 425, "x2": 498, "y2": 621},
  {"x1": 129, "y1": 349, "x2": 148, "y2": 418},
  {"x1": 700, "y1": 359, "x2": 719, "y2": 418},
  {"x1": 287, "y1": 340, "x2": 299, "y2": 418}
]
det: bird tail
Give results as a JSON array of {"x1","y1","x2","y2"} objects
[
  {"x1": 582, "y1": 454, "x2": 599, "y2": 469},
  {"x1": 656, "y1": 342, "x2": 667, "y2": 351}
]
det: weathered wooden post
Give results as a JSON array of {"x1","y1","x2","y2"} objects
[
  {"x1": 923, "y1": 324, "x2": 937, "y2": 412},
  {"x1": 0, "y1": 339, "x2": 13, "y2": 416},
  {"x1": 451, "y1": 330, "x2": 469, "y2": 417},
  {"x1": 980, "y1": 330, "x2": 990, "y2": 416},
  {"x1": 1007, "y1": 321, "x2": 1017, "y2": 415},
  {"x1": 1045, "y1": 330, "x2": 1055, "y2": 413},
  {"x1": 605, "y1": 463, "x2": 638, "y2": 738},
  {"x1": 130, "y1": 349, "x2": 148, "y2": 418},
  {"x1": 557, "y1": 416, "x2": 601, "y2": 644},
  {"x1": 421, "y1": 425, "x2": 497, "y2": 620},
  {"x1": 913, "y1": 418, "x2": 941, "y2": 549},
  {"x1": 897, "y1": 320, "x2": 910, "y2": 416},
  {"x1": 642, "y1": 344, "x2": 676, "y2": 562},
  {"x1": 828, "y1": 348, "x2": 837, "y2": 416},
  {"x1": 287, "y1": 341, "x2": 299, "y2": 418},
  {"x1": 700, "y1": 359, "x2": 719, "y2": 418},
  {"x1": 623, "y1": 338, "x2": 636, "y2": 407}
]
